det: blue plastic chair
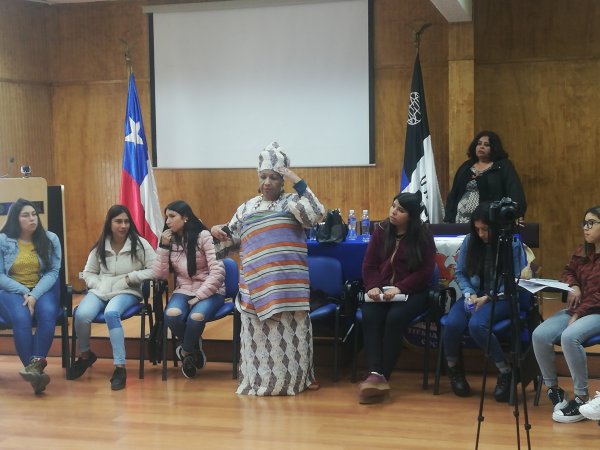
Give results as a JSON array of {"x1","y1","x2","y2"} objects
[
  {"x1": 161, "y1": 257, "x2": 240, "y2": 380},
  {"x1": 308, "y1": 256, "x2": 345, "y2": 382},
  {"x1": 70, "y1": 280, "x2": 153, "y2": 380},
  {"x1": 350, "y1": 265, "x2": 451, "y2": 389}
]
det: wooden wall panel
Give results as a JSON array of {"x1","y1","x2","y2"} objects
[
  {"x1": 475, "y1": 61, "x2": 600, "y2": 278},
  {"x1": 0, "y1": 0, "x2": 49, "y2": 82},
  {"x1": 0, "y1": 1, "x2": 52, "y2": 182},
  {"x1": 474, "y1": 0, "x2": 600, "y2": 63}
]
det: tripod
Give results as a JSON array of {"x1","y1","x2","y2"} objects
[{"x1": 475, "y1": 226, "x2": 532, "y2": 450}]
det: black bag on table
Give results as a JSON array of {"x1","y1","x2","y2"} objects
[{"x1": 316, "y1": 209, "x2": 347, "y2": 244}]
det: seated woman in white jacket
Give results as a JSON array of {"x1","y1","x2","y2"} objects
[{"x1": 70, "y1": 205, "x2": 156, "y2": 390}]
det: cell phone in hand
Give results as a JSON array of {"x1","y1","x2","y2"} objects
[{"x1": 221, "y1": 225, "x2": 232, "y2": 237}]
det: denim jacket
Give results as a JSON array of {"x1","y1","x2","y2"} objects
[
  {"x1": 0, "y1": 231, "x2": 62, "y2": 300},
  {"x1": 455, "y1": 233, "x2": 526, "y2": 298}
]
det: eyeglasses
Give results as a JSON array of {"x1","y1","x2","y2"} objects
[{"x1": 581, "y1": 219, "x2": 600, "y2": 230}]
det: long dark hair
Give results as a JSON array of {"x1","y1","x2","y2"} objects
[
  {"x1": 380, "y1": 194, "x2": 430, "y2": 272},
  {"x1": 466, "y1": 130, "x2": 509, "y2": 162},
  {"x1": 0, "y1": 198, "x2": 54, "y2": 268},
  {"x1": 163, "y1": 200, "x2": 208, "y2": 277},
  {"x1": 583, "y1": 205, "x2": 600, "y2": 255},
  {"x1": 91, "y1": 205, "x2": 146, "y2": 269},
  {"x1": 465, "y1": 202, "x2": 496, "y2": 276}
]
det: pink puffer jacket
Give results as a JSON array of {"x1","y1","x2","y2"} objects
[{"x1": 153, "y1": 230, "x2": 225, "y2": 299}]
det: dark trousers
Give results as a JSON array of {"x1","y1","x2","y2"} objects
[{"x1": 361, "y1": 290, "x2": 428, "y2": 380}]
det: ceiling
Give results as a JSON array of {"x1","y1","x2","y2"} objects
[{"x1": 24, "y1": 0, "x2": 472, "y2": 22}]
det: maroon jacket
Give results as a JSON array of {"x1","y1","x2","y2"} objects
[
  {"x1": 562, "y1": 245, "x2": 600, "y2": 318},
  {"x1": 361, "y1": 223, "x2": 436, "y2": 294}
]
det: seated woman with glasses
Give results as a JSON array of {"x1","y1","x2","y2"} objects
[{"x1": 532, "y1": 205, "x2": 600, "y2": 423}]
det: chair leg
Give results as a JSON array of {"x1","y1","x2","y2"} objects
[
  {"x1": 139, "y1": 307, "x2": 146, "y2": 379},
  {"x1": 422, "y1": 318, "x2": 430, "y2": 390},
  {"x1": 351, "y1": 318, "x2": 359, "y2": 383},
  {"x1": 162, "y1": 311, "x2": 168, "y2": 381},
  {"x1": 62, "y1": 307, "x2": 70, "y2": 379},
  {"x1": 332, "y1": 306, "x2": 340, "y2": 382},
  {"x1": 232, "y1": 310, "x2": 240, "y2": 379},
  {"x1": 69, "y1": 307, "x2": 78, "y2": 379},
  {"x1": 433, "y1": 326, "x2": 444, "y2": 395},
  {"x1": 533, "y1": 373, "x2": 543, "y2": 406}
]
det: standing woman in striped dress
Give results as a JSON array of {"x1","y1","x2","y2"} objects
[{"x1": 211, "y1": 142, "x2": 325, "y2": 396}]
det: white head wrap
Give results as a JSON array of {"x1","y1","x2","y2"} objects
[{"x1": 257, "y1": 142, "x2": 290, "y2": 173}]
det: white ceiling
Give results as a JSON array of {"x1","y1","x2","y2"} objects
[{"x1": 24, "y1": 0, "x2": 472, "y2": 23}]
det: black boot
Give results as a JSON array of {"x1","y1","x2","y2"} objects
[
  {"x1": 110, "y1": 367, "x2": 127, "y2": 391},
  {"x1": 447, "y1": 364, "x2": 470, "y2": 397},
  {"x1": 494, "y1": 370, "x2": 512, "y2": 402}
]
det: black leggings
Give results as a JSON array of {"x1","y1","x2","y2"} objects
[{"x1": 361, "y1": 290, "x2": 429, "y2": 380}]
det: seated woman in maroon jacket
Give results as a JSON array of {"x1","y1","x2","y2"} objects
[{"x1": 358, "y1": 191, "x2": 436, "y2": 404}]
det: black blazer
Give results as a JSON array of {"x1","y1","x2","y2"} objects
[{"x1": 444, "y1": 158, "x2": 527, "y2": 223}]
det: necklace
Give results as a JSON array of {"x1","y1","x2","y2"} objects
[{"x1": 254, "y1": 194, "x2": 282, "y2": 211}]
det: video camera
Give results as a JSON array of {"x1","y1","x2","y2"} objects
[{"x1": 489, "y1": 197, "x2": 518, "y2": 229}]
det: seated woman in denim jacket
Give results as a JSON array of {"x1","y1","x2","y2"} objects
[
  {"x1": 532, "y1": 205, "x2": 600, "y2": 423},
  {"x1": 442, "y1": 201, "x2": 525, "y2": 402},
  {"x1": 0, "y1": 198, "x2": 61, "y2": 394}
]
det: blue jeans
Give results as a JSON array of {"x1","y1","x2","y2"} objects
[
  {"x1": 75, "y1": 292, "x2": 140, "y2": 366},
  {"x1": 165, "y1": 293, "x2": 225, "y2": 353},
  {"x1": 0, "y1": 281, "x2": 60, "y2": 366},
  {"x1": 532, "y1": 309, "x2": 600, "y2": 397},
  {"x1": 443, "y1": 297, "x2": 511, "y2": 365}
]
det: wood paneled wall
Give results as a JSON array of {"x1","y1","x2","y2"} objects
[
  {"x1": 473, "y1": 0, "x2": 600, "y2": 278},
  {"x1": 2, "y1": 0, "x2": 599, "y2": 285},
  {"x1": 0, "y1": 1, "x2": 53, "y2": 181}
]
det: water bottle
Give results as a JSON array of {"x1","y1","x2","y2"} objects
[
  {"x1": 464, "y1": 296, "x2": 475, "y2": 313},
  {"x1": 361, "y1": 209, "x2": 370, "y2": 242},
  {"x1": 347, "y1": 209, "x2": 357, "y2": 240}
]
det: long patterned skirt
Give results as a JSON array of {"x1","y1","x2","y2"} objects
[{"x1": 236, "y1": 310, "x2": 315, "y2": 396}]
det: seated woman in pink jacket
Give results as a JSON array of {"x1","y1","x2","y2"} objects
[{"x1": 153, "y1": 200, "x2": 225, "y2": 379}]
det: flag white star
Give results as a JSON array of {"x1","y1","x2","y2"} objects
[{"x1": 124, "y1": 117, "x2": 144, "y2": 146}]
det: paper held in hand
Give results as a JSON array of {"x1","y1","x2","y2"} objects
[
  {"x1": 517, "y1": 278, "x2": 574, "y2": 294},
  {"x1": 364, "y1": 286, "x2": 408, "y2": 302}
]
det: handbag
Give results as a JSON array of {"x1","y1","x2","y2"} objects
[{"x1": 316, "y1": 209, "x2": 348, "y2": 243}]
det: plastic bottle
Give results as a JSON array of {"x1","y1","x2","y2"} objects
[
  {"x1": 347, "y1": 209, "x2": 357, "y2": 240},
  {"x1": 464, "y1": 296, "x2": 475, "y2": 313},
  {"x1": 361, "y1": 209, "x2": 370, "y2": 242}
]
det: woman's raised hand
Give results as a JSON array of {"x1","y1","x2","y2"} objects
[
  {"x1": 275, "y1": 167, "x2": 301, "y2": 184},
  {"x1": 160, "y1": 229, "x2": 173, "y2": 246}
]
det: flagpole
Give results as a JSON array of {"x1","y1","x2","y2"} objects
[{"x1": 413, "y1": 23, "x2": 432, "y2": 52}]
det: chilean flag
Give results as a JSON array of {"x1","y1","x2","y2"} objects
[
  {"x1": 120, "y1": 73, "x2": 162, "y2": 248},
  {"x1": 400, "y1": 53, "x2": 444, "y2": 224}
]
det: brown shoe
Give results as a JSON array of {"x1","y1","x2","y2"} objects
[
  {"x1": 359, "y1": 372, "x2": 390, "y2": 403},
  {"x1": 19, "y1": 357, "x2": 50, "y2": 394}
]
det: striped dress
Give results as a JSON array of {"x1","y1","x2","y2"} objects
[{"x1": 227, "y1": 186, "x2": 325, "y2": 396}]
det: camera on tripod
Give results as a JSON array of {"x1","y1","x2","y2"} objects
[{"x1": 489, "y1": 197, "x2": 518, "y2": 229}]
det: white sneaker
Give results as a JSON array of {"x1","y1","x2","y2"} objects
[{"x1": 580, "y1": 391, "x2": 600, "y2": 420}]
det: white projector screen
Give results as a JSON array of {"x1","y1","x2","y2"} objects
[{"x1": 147, "y1": 0, "x2": 373, "y2": 168}]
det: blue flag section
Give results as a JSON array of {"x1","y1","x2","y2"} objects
[
  {"x1": 400, "y1": 53, "x2": 444, "y2": 223},
  {"x1": 120, "y1": 73, "x2": 162, "y2": 248}
]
